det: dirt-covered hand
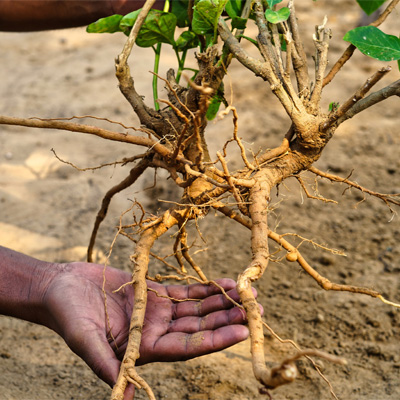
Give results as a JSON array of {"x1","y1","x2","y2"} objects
[{"x1": 43, "y1": 262, "x2": 253, "y2": 391}]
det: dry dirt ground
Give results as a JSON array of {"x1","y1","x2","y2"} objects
[{"x1": 0, "y1": 1, "x2": 399, "y2": 399}]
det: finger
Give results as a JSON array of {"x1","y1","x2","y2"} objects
[
  {"x1": 73, "y1": 330, "x2": 136, "y2": 399},
  {"x1": 143, "y1": 325, "x2": 249, "y2": 363},
  {"x1": 166, "y1": 278, "x2": 237, "y2": 300},
  {"x1": 66, "y1": 328, "x2": 122, "y2": 388},
  {"x1": 172, "y1": 286, "x2": 258, "y2": 318},
  {"x1": 172, "y1": 288, "x2": 239, "y2": 318},
  {"x1": 123, "y1": 384, "x2": 135, "y2": 400},
  {"x1": 168, "y1": 306, "x2": 247, "y2": 333}
]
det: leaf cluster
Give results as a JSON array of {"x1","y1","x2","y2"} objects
[
  {"x1": 88, "y1": 0, "x2": 399, "y2": 66},
  {"x1": 87, "y1": 8, "x2": 199, "y2": 51},
  {"x1": 86, "y1": 0, "x2": 400, "y2": 115}
]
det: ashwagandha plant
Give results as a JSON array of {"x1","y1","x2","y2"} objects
[{"x1": 1, "y1": 0, "x2": 399, "y2": 399}]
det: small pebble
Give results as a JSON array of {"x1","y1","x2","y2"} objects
[{"x1": 316, "y1": 313, "x2": 325, "y2": 323}]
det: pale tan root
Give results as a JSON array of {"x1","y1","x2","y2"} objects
[
  {"x1": 111, "y1": 208, "x2": 183, "y2": 400},
  {"x1": 237, "y1": 171, "x2": 299, "y2": 389}
]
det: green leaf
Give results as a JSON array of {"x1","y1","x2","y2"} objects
[
  {"x1": 171, "y1": 0, "x2": 191, "y2": 27},
  {"x1": 398, "y1": 36, "x2": 400, "y2": 71},
  {"x1": 225, "y1": 0, "x2": 244, "y2": 18},
  {"x1": 192, "y1": 0, "x2": 228, "y2": 36},
  {"x1": 264, "y1": 7, "x2": 290, "y2": 24},
  {"x1": 239, "y1": 34, "x2": 259, "y2": 47},
  {"x1": 206, "y1": 85, "x2": 226, "y2": 120},
  {"x1": 206, "y1": 96, "x2": 223, "y2": 120},
  {"x1": 120, "y1": 9, "x2": 177, "y2": 47},
  {"x1": 204, "y1": 33, "x2": 216, "y2": 48},
  {"x1": 356, "y1": 0, "x2": 387, "y2": 16},
  {"x1": 343, "y1": 26, "x2": 400, "y2": 61},
  {"x1": 266, "y1": 0, "x2": 284, "y2": 8},
  {"x1": 328, "y1": 101, "x2": 340, "y2": 112},
  {"x1": 232, "y1": 16, "x2": 247, "y2": 30},
  {"x1": 86, "y1": 14, "x2": 124, "y2": 34},
  {"x1": 119, "y1": 9, "x2": 142, "y2": 35},
  {"x1": 280, "y1": 34, "x2": 287, "y2": 51},
  {"x1": 175, "y1": 30, "x2": 200, "y2": 51},
  {"x1": 142, "y1": 11, "x2": 177, "y2": 46}
]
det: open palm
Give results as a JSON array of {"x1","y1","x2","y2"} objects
[{"x1": 43, "y1": 262, "x2": 254, "y2": 391}]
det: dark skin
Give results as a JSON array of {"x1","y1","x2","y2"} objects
[
  {"x1": 0, "y1": 247, "x2": 258, "y2": 398},
  {"x1": 0, "y1": 0, "x2": 165, "y2": 31},
  {"x1": 45, "y1": 262, "x2": 252, "y2": 386}
]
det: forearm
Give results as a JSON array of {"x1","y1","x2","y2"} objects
[
  {"x1": 0, "y1": 0, "x2": 164, "y2": 32},
  {"x1": 0, "y1": 246, "x2": 61, "y2": 325}
]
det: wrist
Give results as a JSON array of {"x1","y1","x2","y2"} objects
[
  {"x1": 28, "y1": 261, "x2": 67, "y2": 328},
  {"x1": 0, "y1": 246, "x2": 64, "y2": 326}
]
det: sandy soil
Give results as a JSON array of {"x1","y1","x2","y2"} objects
[{"x1": 0, "y1": 1, "x2": 399, "y2": 399}]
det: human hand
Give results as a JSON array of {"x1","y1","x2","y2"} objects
[{"x1": 43, "y1": 262, "x2": 258, "y2": 393}]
